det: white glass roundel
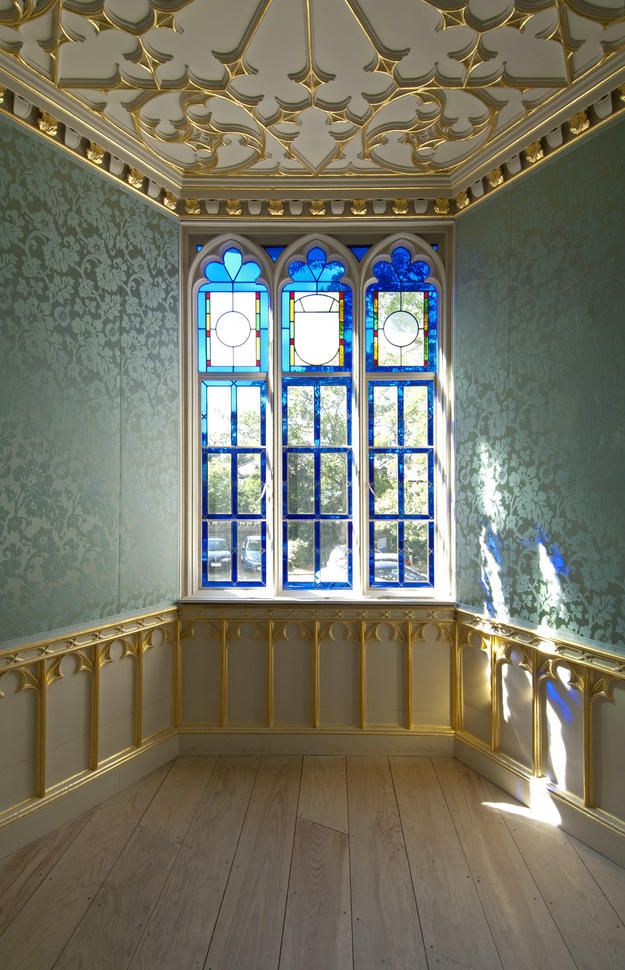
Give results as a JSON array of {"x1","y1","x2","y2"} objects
[
  {"x1": 383, "y1": 309, "x2": 419, "y2": 348},
  {"x1": 215, "y1": 310, "x2": 252, "y2": 348}
]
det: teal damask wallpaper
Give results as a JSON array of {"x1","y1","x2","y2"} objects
[
  {"x1": 0, "y1": 116, "x2": 179, "y2": 643},
  {"x1": 456, "y1": 118, "x2": 625, "y2": 649}
]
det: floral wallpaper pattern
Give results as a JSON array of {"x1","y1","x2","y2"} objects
[
  {"x1": 455, "y1": 118, "x2": 625, "y2": 651},
  {"x1": 0, "y1": 116, "x2": 179, "y2": 644}
]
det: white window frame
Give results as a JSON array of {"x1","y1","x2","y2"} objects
[{"x1": 180, "y1": 225, "x2": 454, "y2": 603}]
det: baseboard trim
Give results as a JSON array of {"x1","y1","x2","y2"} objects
[
  {"x1": 179, "y1": 730, "x2": 454, "y2": 757},
  {"x1": 454, "y1": 734, "x2": 625, "y2": 867},
  {"x1": 0, "y1": 732, "x2": 179, "y2": 861}
]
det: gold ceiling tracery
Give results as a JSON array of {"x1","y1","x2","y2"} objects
[{"x1": 0, "y1": 0, "x2": 624, "y2": 189}]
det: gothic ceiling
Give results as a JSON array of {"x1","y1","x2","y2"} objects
[{"x1": 0, "y1": 0, "x2": 624, "y2": 197}]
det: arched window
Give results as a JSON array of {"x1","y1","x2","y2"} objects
[{"x1": 185, "y1": 233, "x2": 449, "y2": 599}]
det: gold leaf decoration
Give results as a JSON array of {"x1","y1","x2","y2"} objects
[
  {"x1": 38, "y1": 111, "x2": 57, "y2": 137},
  {"x1": 184, "y1": 198, "x2": 201, "y2": 216},
  {"x1": 309, "y1": 199, "x2": 326, "y2": 216},
  {"x1": 525, "y1": 140, "x2": 543, "y2": 164},
  {"x1": 268, "y1": 199, "x2": 284, "y2": 216},
  {"x1": 487, "y1": 166, "x2": 504, "y2": 188},
  {"x1": 392, "y1": 198, "x2": 409, "y2": 215},
  {"x1": 163, "y1": 191, "x2": 178, "y2": 211},
  {"x1": 226, "y1": 198, "x2": 242, "y2": 216},
  {"x1": 127, "y1": 167, "x2": 144, "y2": 189},
  {"x1": 351, "y1": 198, "x2": 367, "y2": 216},
  {"x1": 86, "y1": 142, "x2": 104, "y2": 165},
  {"x1": 568, "y1": 110, "x2": 589, "y2": 136},
  {"x1": 454, "y1": 190, "x2": 470, "y2": 211},
  {"x1": 434, "y1": 198, "x2": 450, "y2": 215}
]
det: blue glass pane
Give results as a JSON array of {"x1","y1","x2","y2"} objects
[
  {"x1": 368, "y1": 380, "x2": 434, "y2": 588},
  {"x1": 195, "y1": 243, "x2": 204, "y2": 252},
  {"x1": 264, "y1": 245, "x2": 286, "y2": 261},
  {"x1": 201, "y1": 380, "x2": 267, "y2": 588},
  {"x1": 349, "y1": 245, "x2": 370, "y2": 261},
  {"x1": 282, "y1": 377, "x2": 352, "y2": 589},
  {"x1": 198, "y1": 247, "x2": 269, "y2": 372},
  {"x1": 282, "y1": 246, "x2": 352, "y2": 373},
  {"x1": 365, "y1": 246, "x2": 438, "y2": 373}
]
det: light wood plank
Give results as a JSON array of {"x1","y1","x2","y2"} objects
[
  {"x1": 433, "y1": 758, "x2": 576, "y2": 970},
  {"x1": 140, "y1": 756, "x2": 216, "y2": 843},
  {"x1": 485, "y1": 782, "x2": 625, "y2": 970},
  {"x1": 205, "y1": 755, "x2": 301, "y2": 970},
  {"x1": 390, "y1": 757, "x2": 502, "y2": 970},
  {"x1": 570, "y1": 837, "x2": 625, "y2": 924},
  {"x1": 0, "y1": 763, "x2": 169, "y2": 970},
  {"x1": 280, "y1": 818, "x2": 352, "y2": 970},
  {"x1": 298, "y1": 756, "x2": 348, "y2": 834},
  {"x1": 55, "y1": 826, "x2": 178, "y2": 970},
  {"x1": 347, "y1": 756, "x2": 428, "y2": 970},
  {"x1": 130, "y1": 756, "x2": 259, "y2": 970},
  {"x1": 0, "y1": 809, "x2": 94, "y2": 936}
]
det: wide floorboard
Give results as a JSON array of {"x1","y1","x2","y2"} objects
[{"x1": 0, "y1": 755, "x2": 624, "y2": 970}]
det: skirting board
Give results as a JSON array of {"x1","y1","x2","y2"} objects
[
  {"x1": 0, "y1": 734, "x2": 179, "y2": 861},
  {"x1": 454, "y1": 735, "x2": 625, "y2": 868},
  {"x1": 179, "y1": 729, "x2": 455, "y2": 757}
]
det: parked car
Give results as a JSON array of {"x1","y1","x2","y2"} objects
[
  {"x1": 204, "y1": 537, "x2": 231, "y2": 570},
  {"x1": 240, "y1": 535, "x2": 262, "y2": 572}
]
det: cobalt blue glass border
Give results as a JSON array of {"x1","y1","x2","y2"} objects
[
  {"x1": 200, "y1": 379, "x2": 267, "y2": 588},
  {"x1": 368, "y1": 380, "x2": 434, "y2": 589},
  {"x1": 281, "y1": 376, "x2": 353, "y2": 589}
]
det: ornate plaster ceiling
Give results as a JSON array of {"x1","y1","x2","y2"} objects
[{"x1": 0, "y1": 0, "x2": 624, "y2": 197}]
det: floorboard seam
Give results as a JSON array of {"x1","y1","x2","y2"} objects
[
  {"x1": 430, "y1": 757, "x2": 505, "y2": 970},
  {"x1": 277, "y1": 755, "x2": 305, "y2": 970}
]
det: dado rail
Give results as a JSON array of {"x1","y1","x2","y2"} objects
[{"x1": 1, "y1": 603, "x2": 624, "y2": 864}]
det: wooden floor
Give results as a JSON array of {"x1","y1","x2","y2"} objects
[{"x1": 1, "y1": 757, "x2": 624, "y2": 970}]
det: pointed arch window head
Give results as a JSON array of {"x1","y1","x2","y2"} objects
[
  {"x1": 366, "y1": 245, "x2": 438, "y2": 372},
  {"x1": 198, "y1": 246, "x2": 269, "y2": 372},
  {"x1": 281, "y1": 246, "x2": 352, "y2": 372}
]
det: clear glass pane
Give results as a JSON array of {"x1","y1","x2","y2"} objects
[
  {"x1": 293, "y1": 291, "x2": 340, "y2": 367},
  {"x1": 404, "y1": 453, "x2": 429, "y2": 515},
  {"x1": 404, "y1": 521, "x2": 429, "y2": 582},
  {"x1": 320, "y1": 384, "x2": 347, "y2": 446},
  {"x1": 372, "y1": 522, "x2": 398, "y2": 583},
  {"x1": 320, "y1": 452, "x2": 348, "y2": 515},
  {"x1": 373, "y1": 385, "x2": 397, "y2": 447},
  {"x1": 404, "y1": 385, "x2": 429, "y2": 446},
  {"x1": 287, "y1": 453, "x2": 315, "y2": 514},
  {"x1": 204, "y1": 384, "x2": 231, "y2": 447},
  {"x1": 286, "y1": 521, "x2": 315, "y2": 584},
  {"x1": 237, "y1": 385, "x2": 262, "y2": 446},
  {"x1": 287, "y1": 385, "x2": 314, "y2": 445},
  {"x1": 205, "y1": 454, "x2": 231, "y2": 514},
  {"x1": 238, "y1": 521, "x2": 264, "y2": 581},
  {"x1": 209, "y1": 290, "x2": 257, "y2": 369},
  {"x1": 237, "y1": 453, "x2": 262, "y2": 515},
  {"x1": 372, "y1": 454, "x2": 398, "y2": 515},
  {"x1": 319, "y1": 521, "x2": 349, "y2": 584},
  {"x1": 203, "y1": 522, "x2": 232, "y2": 583},
  {"x1": 377, "y1": 290, "x2": 425, "y2": 368}
]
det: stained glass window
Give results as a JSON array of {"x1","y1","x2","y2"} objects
[
  {"x1": 365, "y1": 246, "x2": 438, "y2": 372},
  {"x1": 197, "y1": 247, "x2": 269, "y2": 372},
  {"x1": 281, "y1": 247, "x2": 353, "y2": 588},
  {"x1": 192, "y1": 235, "x2": 443, "y2": 596}
]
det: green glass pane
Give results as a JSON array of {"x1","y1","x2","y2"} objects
[
  {"x1": 206, "y1": 454, "x2": 231, "y2": 514},
  {"x1": 287, "y1": 452, "x2": 315, "y2": 514},
  {"x1": 205, "y1": 384, "x2": 231, "y2": 446},
  {"x1": 320, "y1": 384, "x2": 347, "y2": 446},
  {"x1": 404, "y1": 522, "x2": 429, "y2": 581},
  {"x1": 319, "y1": 521, "x2": 349, "y2": 583},
  {"x1": 404, "y1": 453, "x2": 429, "y2": 515},
  {"x1": 372, "y1": 454, "x2": 398, "y2": 515},
  {"x1": 373, "y1": 385, "x2": 397, "y2": 447},
  {"x1": 287, "y1": 385, "x2": 314, "y2": 445},
  {"x1": 372, "y1": 522, "x2": 398, "y2": 583},
  {"x1": 236, "y1": 385, "x2": 262, "y2": 446},
  {"x1": 237, "y1": 453, "x2": 262, "y2": 515},
  {"x1": 287, "y1": 521, "x2": 315, "y2": 584},
  {"x1": 320, "y1": 452, "x2": 348, "y2": 514},
  {"x1": 404, "y1": 385, "x2": 429, "y2": 446},
  {"x1": 205, "y1": 523, "x2": 232, "y2": 582}
]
